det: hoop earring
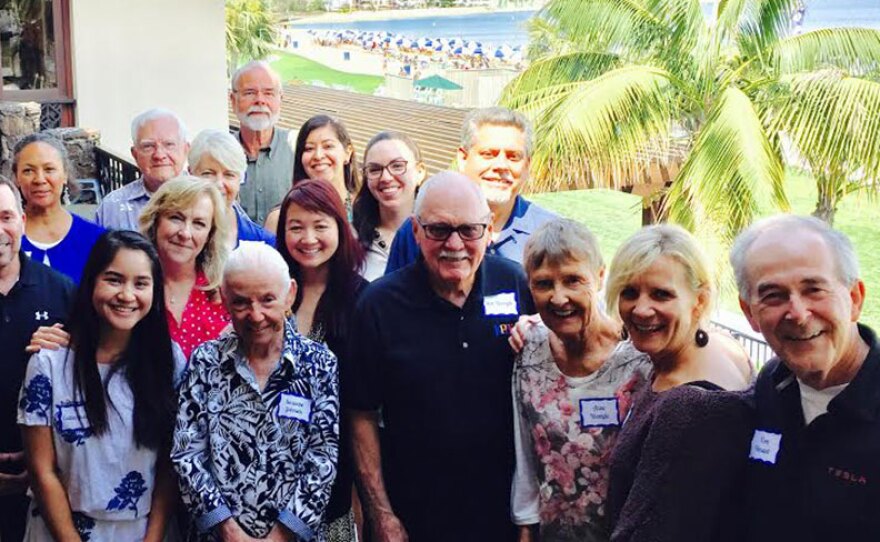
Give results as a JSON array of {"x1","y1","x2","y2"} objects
[{"x1": 695, "y1": 328, "x2": 709, "y2": 347}]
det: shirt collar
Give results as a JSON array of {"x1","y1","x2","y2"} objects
[
  {"x1": 17, "y1": 252, "x2": 39, "y2": 287},
  {"x1": 239, "y1": 127, "x2": 282, "y2": 159},
  {"x1": 226, "y1": 318, "x2": 300, "y2": 374},
  {"x1": 411, "y1": 257, "x2": 487, "y2": 311},
  {"x1": 129, "y1": 177, "x2": 150, "y2": 200}
]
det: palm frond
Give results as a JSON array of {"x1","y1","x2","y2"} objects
[
  {"x1": 767, "y1": 28, "x2": 880, "y2": 76},
  {"x1": 665, "y1": 85, "x2": 788, "y2": 242},
  {"x1": 769, "y1": 70, "x2": 880, "y2": 188},
  {"x1": 525, "y1": 65, "x2": 678, "y2": 192}
]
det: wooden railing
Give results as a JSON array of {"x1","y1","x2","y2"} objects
[{"x1": 95, "y1": 145, "x2": 140, "y2": 195}]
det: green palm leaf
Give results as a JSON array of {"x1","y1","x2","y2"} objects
[
  {"x1": 665, "y1": 86, "x2": 788, "y2": 241},
  {"x1": 767, "y1": 28, "x2": 880, "y2": 76}
]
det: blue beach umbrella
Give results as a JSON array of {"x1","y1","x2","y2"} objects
[
  {"x1": 494, "y1": 48, "x2": 505, "y2": 58},
  {"x1": 453, "y1": 46, "x2": 464, "y2": 55},
  {"x1": 473, "y1": 47, "x2": 484, "y2": 56}
]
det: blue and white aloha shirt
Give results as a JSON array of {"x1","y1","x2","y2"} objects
[
  {"x1": 171, "y1": 321, "x2": 339, "y2": 542},
  {"x1": 17, "y1": 347, "x2": 185, "y2": 541}
]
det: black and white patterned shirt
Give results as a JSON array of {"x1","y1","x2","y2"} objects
[{"x1": 171, "y1": 322, "x2": 339, "y2": 541}]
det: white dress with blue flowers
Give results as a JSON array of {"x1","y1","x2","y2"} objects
[{"x1": 18, "y1": 348, "x2": 164, "y2": 541}]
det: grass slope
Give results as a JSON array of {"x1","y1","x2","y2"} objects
[
  {"x1": 269, "y1": 51, "x2": 384, "y2": 94},
  {"x1": 530, "y1": 170, "x2": 880, "y2": 329}
]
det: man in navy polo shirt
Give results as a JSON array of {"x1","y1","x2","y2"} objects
[
  {"x1": 349, "y1": 172, "x2": 534, "y2": 542},
  {"x1": 384, "y1": 106, "x2": 555, "y2": 273},
  {"x1": 0, "y1": 178, "x2": 74, "y2": 541},
  {"x1": 732, "y1": 215, "x2": 880, "y2": 541}
]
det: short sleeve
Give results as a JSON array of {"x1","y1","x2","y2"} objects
[
  {"x1": 172, "y1": 342, "x2": 188, "y2": 390},
  {"x1": 17, "y1": 352, "x2": 54, "y2": 427}
]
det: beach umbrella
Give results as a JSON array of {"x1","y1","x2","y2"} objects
[
  {"x1": 434, "y1": 42, "x2": 446, "y2": 52},
  {"x1": 415, "y1": 74, "x2": 463, "y2": 91},
  {"x1": 453, "y1": 46, "x2": 464, "y2": 55},
  {"x1": 494, "y1": 48, "x2": 505, "y2": 59},
  {"x1": 473, "y1": 47, "x2": 484, "y2": 56}
]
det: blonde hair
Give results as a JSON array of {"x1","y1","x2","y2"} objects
[
  {"x1": 605, "y1": 224, "x2": 715, "y2": 323},
  {"x1": 139, "y1": 176, "x2": 230, "y2": 290}
]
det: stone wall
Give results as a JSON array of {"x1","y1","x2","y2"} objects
[{"x1": 0, "y1": 101, "x2": 100, "y2": 182}]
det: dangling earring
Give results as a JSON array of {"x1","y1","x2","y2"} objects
[
  {"x1": 695, "y1": 328, "x2": 709, "y2": 347},
  {"x1": 621, "y1": 327, "x2": 629, "y2": 341}
]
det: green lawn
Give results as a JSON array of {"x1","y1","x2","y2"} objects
[
  {"x1": 269, "y1": 51, "x2": 384, "y2": 94},
  {"x1": 530, "y1": 170, "x2": 880, "y2": 329}
]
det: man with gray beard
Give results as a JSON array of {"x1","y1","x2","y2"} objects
[{"x1": 231, "y1": 61, "x2": 296, "y2": 225}]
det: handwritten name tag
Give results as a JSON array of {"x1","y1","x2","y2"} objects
[
  {"x1": 483, "y1": 292, "x2": 518, "y2": 316},
  {"x1": 579, "y1": 398, "x2": 620, "y2": 428},
  {"x1": 57, "y1": 403, "x2": 90, "y2": 431},
  {"x1": 749, "y1": 430, "x2": 782, "y2": 464},
  {"x1": 278, "y1": 393, "x2": 312, "y2": 423}
]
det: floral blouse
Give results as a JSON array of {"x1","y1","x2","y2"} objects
[
  {"x1": 171, "y1": 321, "x2": 339, "y2": 542},
  {"x1": 512, "y1": 324, "x2": 651, "y2": 542},
  {"x1": 18, "y1": 347, "x2": 185, "y2": 540}
]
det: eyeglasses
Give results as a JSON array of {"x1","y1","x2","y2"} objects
[
  {"x1": 416, "y1": 219, "x2": 489, "y2": 241},
  {"x1": 363, "y1": 159, "x2": 408, "y2": 180},
  {"x1": 135, "y1": 140, "x2": 180, "y2": 155},
  {"x1": 235, "y1": 88, "x2": 279, "y2": 100}
]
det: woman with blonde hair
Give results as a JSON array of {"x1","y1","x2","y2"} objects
[
  {"x1": 604, "y1": 224, "x2": 753, "y2": 542},
  {"x1": 139, "y1": 176, "x2": 231, "y2": 358}
]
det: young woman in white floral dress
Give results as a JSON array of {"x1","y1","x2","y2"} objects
[{"x1": 18, "y1": 230, "x2": 183, "y2": 541}]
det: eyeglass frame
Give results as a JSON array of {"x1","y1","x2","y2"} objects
[
  {"x1": 362, "y1": 159, "x2": 409, "y2": 180},
  {"x1": 134, "y1": 139, "x2": 182, "y2": 156},
  {"x1": 415, "y1": 217, "x2": 491, "y2": 242}
]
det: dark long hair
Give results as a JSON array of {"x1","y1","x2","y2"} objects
[
  {"x1": 352, "y1": 131, "x2": 423, "y2": 249},
  {"x1": 69, "y1": 230, "x2": 176, "y2": 450},
  {"x1": 292, "y1": 115, "x2": 359, "y2": 195},
  {"x1": 276, "y1": 179, "x2": 365, "y2": 340}
]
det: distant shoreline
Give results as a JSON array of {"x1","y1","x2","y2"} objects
[{"x1": 289, "y1": 6, "x2": 539, "y2": 25}]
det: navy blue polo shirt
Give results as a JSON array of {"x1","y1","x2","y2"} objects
[
  {"x1": 348, "y1": 255, "x2": 534, "y2": 542},
  {"x1": 0, "y1": 253, "x2": 74, "y2": 452},
  {"x1": 384, "y1": 195, "x2": 557, "y2": 274},
  {"x1": 745, "y1": 324, "x2": 880, "y2": 541}
]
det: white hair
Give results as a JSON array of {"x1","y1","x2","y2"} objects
[
  {"x1": 413, "y1": 171, "x2": 488, "y2": 217},
  {"x1": 730, "y1": 214, "x2": 860, "y2": 298},
  {"x1": 222, "y1": 241, "x2": 290, "y2": 293},
  {"x1": 130, "y1": 108, "x2": 189, "y2": 144},
  {"x1": 188, "y1": 129, "x2": 247, "y2": 176},
  {"x1": 231, "y1": 60, "x2": 282, "y2": 93}
]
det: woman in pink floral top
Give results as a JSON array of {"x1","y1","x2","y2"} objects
[{"x1": 512, "y1": 220, "x2": 651, "y2": 542}]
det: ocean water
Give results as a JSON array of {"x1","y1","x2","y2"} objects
[{"x1": 291, "y1": 0, "x2": 880, "y2": 48}]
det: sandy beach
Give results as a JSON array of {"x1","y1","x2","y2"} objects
[{"x1": 290, "y1": 5, "x2": 541, "y2": 25}]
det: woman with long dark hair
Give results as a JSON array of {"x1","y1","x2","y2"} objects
[
  {"x1": 18, "y1": 230, "x2": 183, "y2": 541},
  {"x1": 276, "y1": 179, "x2": 366, "y2": 541},
  {"x1": 352, "y1": 131, "x2": 426, "y2": 280},
  {"x1": 264, "y1": 115, "x2": 358, "y2": 232}
]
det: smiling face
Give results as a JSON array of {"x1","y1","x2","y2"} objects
[
  {"x1": 15, "y1": 141, "x2": 67, "y2": 211},
  {"x1": 530, "y1": 258, "x2": 603, "y2": 341},
  {"x1": 458, "y1": 124, "x2": 530, "y2": 206},
  {"x1": 154, "y1": 194, "x2": 214, "y2": 268},
  {"x1": 131, "y1": 116, "x2": 189, "y2": 192},
  {"x1": 301, "y1": 125, "x2": 352, "y2": 188},
  {"x1": 93, "y1": 248, "x2": 154, "y2": 336},
  {"x1": 284, "y1": 203, "x2": 340, "y2": 272},
  {"x1": 739, "y1": 228, "x2": 865, "y2": 384},
  {"x1": 363, "y1": 139, "x2": 425, "y2": 214},
  {"x1": 414, "y1": 180, "x2": 492, "y2": 291},
  {"x1": 231, "y1": 65, "x2": 282, "y2": 132},
  {"x1": 617, "y1": 255, "x2": 706, "y2": 364},
  {"x1": 224, "y1": 267, "x2": 295, "y2": 350},
  {"x1": 0, "y1": 184, "x2": 25, "y2": 270},
  {"x1": 192, "y1": 154, "x2": 241, "y2": 207}
]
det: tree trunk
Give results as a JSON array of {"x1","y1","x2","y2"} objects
[{"x1": 812, "y1": 171, "x2": 839, "y2": 225}]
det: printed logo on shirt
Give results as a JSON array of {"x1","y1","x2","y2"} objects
[
  {"x1": 278, "y1": 393, "x2": 312, "y2": 423},
  {"x1": 579, "y1": 398, "x2": 620, "y2": 428},
  {"x1": 827, "y1": 466, "x2": 868, "y2": 486},
  {"x1": 494, "y1": 321, "x2": 516, "y2": 336},
  {"x1": 749, "y1": 429, "x2": 782, "y2": 464},
  {"x1": 34, "y1": 311, "x2": 49, "y2": 321},
  {"x1": 483, "y1": 292, "x2": 518, "y2": 316}
]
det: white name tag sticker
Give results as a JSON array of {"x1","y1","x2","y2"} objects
[
  {"x1": 483, "y1": 292, "x2": 518, "y2": 316},
  {"x1": 57, "y1": 403, "x2": 90, "y2": 431},
  {"x1": 579, "y1": 398, "x2": 620, "y2": 428},
  {"x1": 749, "y1": 430, "x2": 782, "y2": 464},
  {"x1": 278, "y1": 393, "x2": 312, "y2": 423}
]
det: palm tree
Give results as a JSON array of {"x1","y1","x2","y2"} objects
[
  {"x1": 501, "y1": 0, "x2": 880, "y2": 232},
  {"x1": 226, "y1": 0, "x2": 278, "y2": 75}
]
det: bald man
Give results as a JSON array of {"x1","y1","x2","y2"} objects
[{"x1": 348, "y1": 172, "x2": 535, "y2": 542}]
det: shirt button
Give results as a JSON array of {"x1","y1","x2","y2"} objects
[
  {"x1": 462, "y1": 342, "x2": 469, "y2": 349},
  {"x1": 258, "y1": 188, "x2": 263, "y2": 193},
  {"x1": 460, "y1": 316, "x2": 464, "y2": 321}
]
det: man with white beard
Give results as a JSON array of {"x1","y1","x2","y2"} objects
[
  {"x1": 385, "y1": 107, "x2": 556, "y2": 273},
  {"x1": 231, "y1": 61, "x2": 296, "y2": 225}
]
